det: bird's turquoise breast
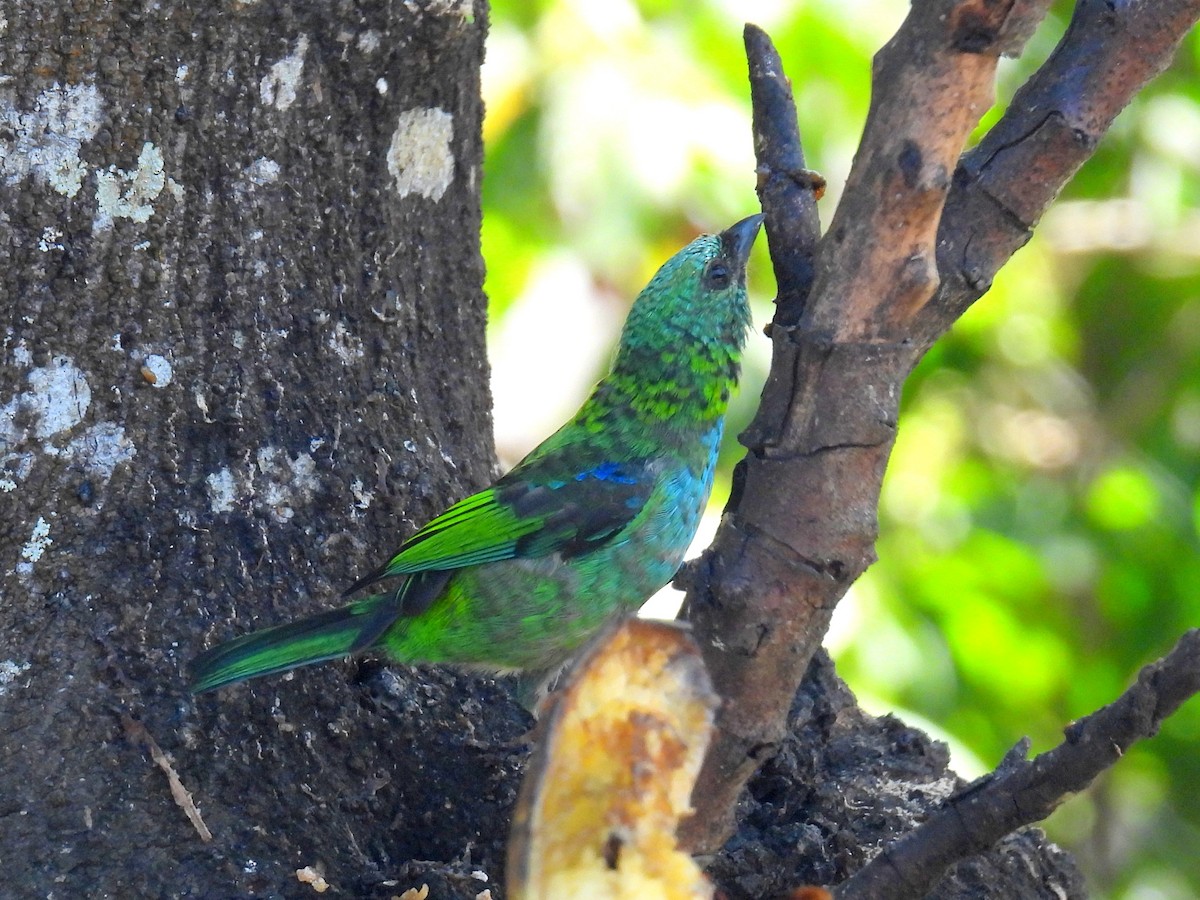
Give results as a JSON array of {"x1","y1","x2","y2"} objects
[{"x1": 385, "y1": 424, "x2": 723, "y2": 671}]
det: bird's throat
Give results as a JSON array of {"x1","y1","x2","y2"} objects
[{"x1": 601, "y1": 341, "x2": 742, "y2": 431}]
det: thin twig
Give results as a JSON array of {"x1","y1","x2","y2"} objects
[
  {"x1": 122, "y1": 714, "x2": 213, "y2": 843},
  {"x1": 738, "y1": 23, "x2": 823, "y2": 452},
  {"x1": 834, "y1": 630, "x2": 1200, "y2": 900}
]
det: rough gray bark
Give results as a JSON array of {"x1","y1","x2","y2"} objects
[{"x1": 0, "y1": 2, "x2": 519, "y2": 896}]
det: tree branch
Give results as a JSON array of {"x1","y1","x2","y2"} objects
[
  {"x1": 676, "y1": 22, "x2": 825, "y2": 854},
  {"x1": 915, "y1": 0, "x2": 1200, "y2": 346},
  {"x1": 680, "y1": 0, "x2": 1052, "y2": 853},
  {"x1": 683, "y1": 0, "x2": 1200, "y2": 860},
  {"x1": 834, "y1": 630, "x2": 1200, "y2": 900},
  {"x1": 807, "y1": 0, "x2": 1048, "y2": 343},
  {"x1": 737, "y1": 24, "x2": 823, "y2": 454},
  {"x1": 746, "y1": 23, "x2": 823, "y2": 324}
]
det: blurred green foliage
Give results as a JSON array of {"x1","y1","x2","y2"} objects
[{"x1": 481, "y1": 1, "x2": 1200, "y2": 896}]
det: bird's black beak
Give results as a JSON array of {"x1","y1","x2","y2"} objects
[{"x1": 720, "y1": 213, "x2": 764, "y2": 271}]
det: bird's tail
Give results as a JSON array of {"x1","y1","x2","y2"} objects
[{"x1": 189, "y1": 594, "x2": 397, "y2": 693}]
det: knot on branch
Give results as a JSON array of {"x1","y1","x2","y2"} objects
[
  {"x1": 949, "y1": 1, "x2": 1008, "y2": 54},
  {"x1": 949, "y1": 0, "x2": 1049, "y2": 56},
  {"x1": 754, "y1": 164, "x2": 827, "y2": 200}
]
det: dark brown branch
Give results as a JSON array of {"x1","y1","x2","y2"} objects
[
  {"x1": 680, "y1": 1, "x2": 1051, "y2": 854},
  {"x1": 746, "y1": 23, "x2": 822, "y2": 326},
  {"x1": 914, "y1": 0, "x2": 1200, "y2": 346},
  {"x1": 805, "y1": 0, "x2": 1049, "y2": 343},
  {"x1": 676, "y1": 29, "x2": 826, "y2": 854},
  {"x1": 737, "y1": 24, "x2": 823, "y2": 454},
  {"x1": 834, "y1": 630, "x2": 1200, "y2": 900}
]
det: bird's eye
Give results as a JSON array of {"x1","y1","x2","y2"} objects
[{"x1": 704, "y1": 260, "x2": 731, "y2": 290}]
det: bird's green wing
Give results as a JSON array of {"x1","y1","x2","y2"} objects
[{"x1": 343, "y1": 458, "x2": 654, "y2": 597}]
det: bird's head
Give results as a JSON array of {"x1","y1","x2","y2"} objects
[{"x1": 617, "y1": 213, "x2": 763, "y2": 360}]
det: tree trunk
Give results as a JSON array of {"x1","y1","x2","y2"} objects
[{"x1": 0, "y1": 2, "x2": 519, "y2": 895}]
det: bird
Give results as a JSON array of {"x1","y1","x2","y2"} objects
[{"x1": 188, "y1": 214, "x2": 763, "y2": 697}]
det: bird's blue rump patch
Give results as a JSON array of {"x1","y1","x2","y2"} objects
[{"x1": 576, "y1": 461, "x2": 638, "y2": 485}]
